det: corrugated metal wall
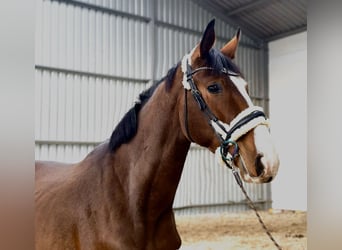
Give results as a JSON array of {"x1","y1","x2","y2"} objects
[{"x1": 35, "y1": 0, "x2": 271, "y2": 215}]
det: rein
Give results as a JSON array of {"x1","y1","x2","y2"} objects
[
  {"x1": 229, "y1": 163, "x2": 282, "y2": 250},
  {"x1": 181, "y1": 54, "x2": 282, "y2": 250}
]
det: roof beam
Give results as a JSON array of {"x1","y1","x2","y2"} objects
[
  {"x1": 192, "y1": 0, "x2": 265, "y2": 47},
  {"x1": 265, "y1": 25, "x2": 307, "y2": 42},
  {"x1": 227, "y1": 0, "x2": 274, "y2": 17},
  {"x1": 50, "y1": 0, "x2": 151, "y2": 23}
]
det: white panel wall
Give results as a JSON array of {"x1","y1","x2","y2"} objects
[{"x1": 269, "y1": 31, "x2": 307, "y2": 211}]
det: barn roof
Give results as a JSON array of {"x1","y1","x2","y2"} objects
[{"x1": 195, "y1": 0, "x2": 307, "y2": 43}]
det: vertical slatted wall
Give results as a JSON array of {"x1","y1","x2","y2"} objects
[{"x1": 35, "y1": 0, "x2": 271, "y2": 215}]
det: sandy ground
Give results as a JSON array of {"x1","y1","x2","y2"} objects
[{"x1": 175, "y1": 210, "x2": 307, "y2": 250}]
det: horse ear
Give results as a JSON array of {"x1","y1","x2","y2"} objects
[
  {"x1": 221, "y1": 28, "x2": 241, "y2": 59},
  {"x1": 199, "y1": 19, "x2": 216, "y2": 58}
]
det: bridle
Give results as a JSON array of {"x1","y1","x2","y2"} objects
[
  {"x1": 181, "y1": 52, "x2": 283, "y2": 250},
  {"x1": 181, "y1": 53, "x2": 269, "y2": 169}
]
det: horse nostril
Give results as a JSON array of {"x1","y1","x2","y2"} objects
[{"x1": 255, "y1": 153, "x2": 264, "y2": 177}]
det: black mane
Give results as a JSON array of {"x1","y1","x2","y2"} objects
[
  {"x1": 108, "y1": 48, "x2": 240, "y2": 152},
  {"x1": 108, "y1": 63, "x2": 179, "y2": 152}
]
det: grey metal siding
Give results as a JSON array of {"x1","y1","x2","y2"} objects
[{"x1": 35, "y1": 0, "x2": 271, "y2": 214}]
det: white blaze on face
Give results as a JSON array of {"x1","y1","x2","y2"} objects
[
  {"x1": 230, "y1": 76, "x2": 279, "y2": 179},
  {"x1": 229, "y1": 76, "x2": 254, "y2": 106}
]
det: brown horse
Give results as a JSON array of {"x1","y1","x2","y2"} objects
[{"x1": 35, "y1": 19, "x2": 279, "y2": 250}]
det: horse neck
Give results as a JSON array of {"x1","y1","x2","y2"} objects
[{"x1": 114, "y1": 81, "x2": 191, "y2": 215}]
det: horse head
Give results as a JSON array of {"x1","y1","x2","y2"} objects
[{"x1": 178, "y1": 19, "x2": 279, "y2": 183}]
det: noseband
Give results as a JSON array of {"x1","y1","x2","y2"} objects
[{"x1": 181, "y1": 53, "x2": 269, "y2": 169}]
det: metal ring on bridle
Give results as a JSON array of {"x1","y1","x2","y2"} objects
[
  {"x1": 220, "y1": 139, "x2": 239, "y2": 165},
  {"x1": 222, "y1": 139, "x2": 239, "y2": 156}
]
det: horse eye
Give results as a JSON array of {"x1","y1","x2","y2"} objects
[{"x1": 207, "y1": 83, "x2": 222, "y2": 94}]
